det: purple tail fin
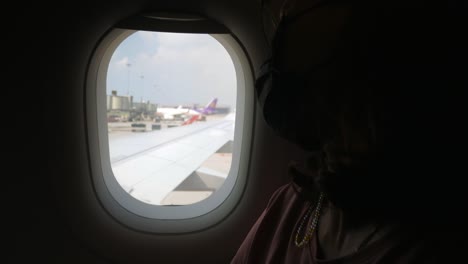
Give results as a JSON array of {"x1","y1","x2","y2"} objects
[{"x1": 200, "y1": 98, "x2": 217, "y2": 114}]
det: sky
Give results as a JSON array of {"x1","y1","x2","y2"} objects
[{"x1": 107, "y1": 31, "x2": 237, "y2": 109}]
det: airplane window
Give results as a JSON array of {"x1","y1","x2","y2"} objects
[
  {"x1": 106, "y1": 31, "x2": 237, "y2": 206},
  {"x1": 88, "y1": 26, "x2": 252, "y2": 229}
]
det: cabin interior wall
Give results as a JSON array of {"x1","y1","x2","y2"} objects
[{"x1": 9, "y1": 0, "x2": 304, "y2": 263}]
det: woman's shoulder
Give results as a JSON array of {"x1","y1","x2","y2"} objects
[
  {"x1": 264, "y1": 181, "x2": 304, "y2": 209},
  {"x1": 230, "y1": 181, "x2": 312, "y2": 263}
]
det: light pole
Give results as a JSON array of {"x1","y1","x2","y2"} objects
[
  {"x1": 140, "y1": 74, "x2": 145, "y2": 102},
  {"x1": 153, "y1": 83, "x2": 158, "y2": 104},
  {"x1": 126, "y1": 62, "x2": 131, "y2": 95}
]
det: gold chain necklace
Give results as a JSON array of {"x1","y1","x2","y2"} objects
[{"x1": 294, "y1": 192, "x2": 325, "y2": 248}]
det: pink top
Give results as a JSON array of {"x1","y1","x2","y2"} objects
[{"x1": 231, "y1": 182, "x2": 444, "y2": 264}]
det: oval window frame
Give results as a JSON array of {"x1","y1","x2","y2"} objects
[{"x1": 86, "y1": 23, "x2": 254, "y2": 233}]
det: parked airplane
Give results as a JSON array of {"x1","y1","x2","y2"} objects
[
  {"x1": 157, "y1": 98, "x2": 218, "y2": 119},
  {"x1": 11, "y1": 0, "x2": 465, "y2": 264}
]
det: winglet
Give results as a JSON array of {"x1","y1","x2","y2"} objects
[{"x1": 182, "y1": 115, "x2": 200, "y2": 125}]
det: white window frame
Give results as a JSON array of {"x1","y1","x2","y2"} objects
[{"x1": 86, "y1": 28, "x2": 254, "y2": 233}]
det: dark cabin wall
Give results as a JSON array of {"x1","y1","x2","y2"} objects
[
  {"x1": 11, "y1": 1, "x2": 466, "y2": 263},
  {"x1": 9, "y1": 0, "x2": 305, "y2": 263}
]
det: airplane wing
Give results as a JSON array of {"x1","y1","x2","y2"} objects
[{"x1": 108, "y1": 116, "x2": 234, "y2": 205}]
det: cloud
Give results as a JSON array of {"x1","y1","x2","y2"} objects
[
  {"x1": 107, "y1": 31, "x2": 237, "y2": 108},
  {"x1": 138, "y1": 31, "x2": 159, "y2": 44},
  {"x1": 116, "y1": 57, "x2": 130, "y2": 66}
]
